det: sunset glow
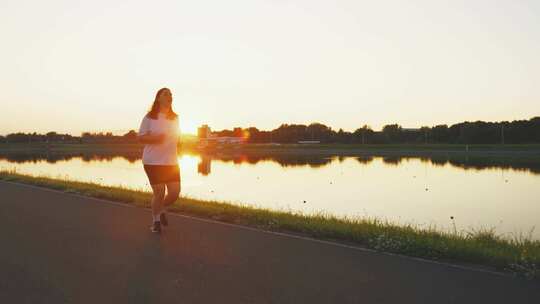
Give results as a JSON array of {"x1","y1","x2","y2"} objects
[{"x1": 1, "y1": 1, "x2": 539, "y2": 135}]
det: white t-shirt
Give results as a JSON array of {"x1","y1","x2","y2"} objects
[{"x1": 138, "y1": 113, "x2": 179, "y2": 165}]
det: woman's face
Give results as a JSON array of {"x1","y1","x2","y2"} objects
[{"x1": 158, "y1": 89, "x2": 172, "y2": 110}]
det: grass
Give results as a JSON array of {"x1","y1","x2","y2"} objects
[{"x1": 0, "y1": 170, "x2": 538, "y2": 280}]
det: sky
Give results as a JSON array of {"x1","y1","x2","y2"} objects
[{"x1": 1, "y1": 0, "x2": 539, "y2": 135}]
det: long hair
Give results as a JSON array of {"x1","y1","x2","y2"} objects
[{"x1": 146, "y1": 87, "x2": 178, "y2": 120}]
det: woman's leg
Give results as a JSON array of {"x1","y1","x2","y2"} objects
[
  {"x1": 163, "y1": 182, "x2": 180, "y2": 207},
  {"x1": 150, "y1": 183, "x2": 166, "y2": 222}
]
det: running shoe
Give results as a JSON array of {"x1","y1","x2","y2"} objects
[
  {"x1": 160, "y1": 212, "x2": 168, "y2": 226},
  {"x1": 150, "y1": 221, "x2": 161, "y2": 233}
]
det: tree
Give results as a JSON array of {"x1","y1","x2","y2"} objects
[
  {"x1": 353, "y1": 125, "x2": 374, "y2": 144},
  {"x1": 123, "y1": 130, "x2": 137, "y2": 140},
  {"x1": 431, "y1": 125, "x2": 449, "y2": 143},
  {"x1": 382, "y1": 124, "x2": 402, "y2": 143},
  {"x1": 233, "y1": 127, "x2": 243, "y2": 137}
]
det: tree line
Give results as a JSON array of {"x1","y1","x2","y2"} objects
[
  {"x1": 1, "y1": 117, "x2": 539, "y2": 144},
  {"x1": 213, "y1": 117, "x2": 540, "y2": 144},
  {"x1": 0, "y1": 131, "x2": 138, "y2": 144}
]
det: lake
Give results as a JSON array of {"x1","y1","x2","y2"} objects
[{"x1": 1, "y1": 151, "x2": 539, "y2": 239}]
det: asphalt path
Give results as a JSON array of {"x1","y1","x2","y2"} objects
[{"x1": 1, "y1": 181, "x2": 538, "y2": 303}]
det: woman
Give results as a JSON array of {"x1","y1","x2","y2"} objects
[{"x1": 138, "y1": 87, "x2": 181, "y2": 233}]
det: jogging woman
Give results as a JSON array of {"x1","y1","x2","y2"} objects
[{"x1": 138, "y1": 87, "x2": 181, "y2": 233}]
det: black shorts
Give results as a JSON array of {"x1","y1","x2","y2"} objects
[{"x1": 143, "y1": 164, "x2": 180, "y2": 185}]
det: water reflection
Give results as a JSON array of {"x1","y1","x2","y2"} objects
[
  {"x1": 2, "y1": 150, "x2": 539, "y2": 239},
  {"x1": 198, "y1": 155, "x2": 211, "y2": 176},
  {"x1": 0, "y1": 151, "x2": 140, "y2": 164},
  {"x1": 2, "y1": 150, "x2": 540, "y2": 176}
]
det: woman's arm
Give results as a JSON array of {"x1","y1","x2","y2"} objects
[
  {"x1": 138, "y1": 116, "x2": 165, "y2": 144},
  {"x1": 137, "y1": 133, "x2": 165, "y2": 144}
]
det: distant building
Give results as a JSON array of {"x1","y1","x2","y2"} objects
[
  {"x1": 198, "y1": 124, "x2": 211, "y2": 139},
  {"x1": 207, "y1": 135, "x2": 245, "y2": 144},
  {"x1": 197, "y1": 125, "x2": 246, "y2": 148}
]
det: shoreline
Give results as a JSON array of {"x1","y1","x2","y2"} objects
[
  {"x1": 1, "y1": 142, "x2": 540, "y2": 156},
  {"x1": 0, "y1": 170, "x2": 538, "y2": 280}
]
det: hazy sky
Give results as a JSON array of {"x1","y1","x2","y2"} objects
[{"x1": 1, "y1": 0, "x2": 539, "y2": 135}]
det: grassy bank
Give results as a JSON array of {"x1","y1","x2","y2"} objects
[{"x1": 0, "y1": 170, "x2": 538, "y2": 279}]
